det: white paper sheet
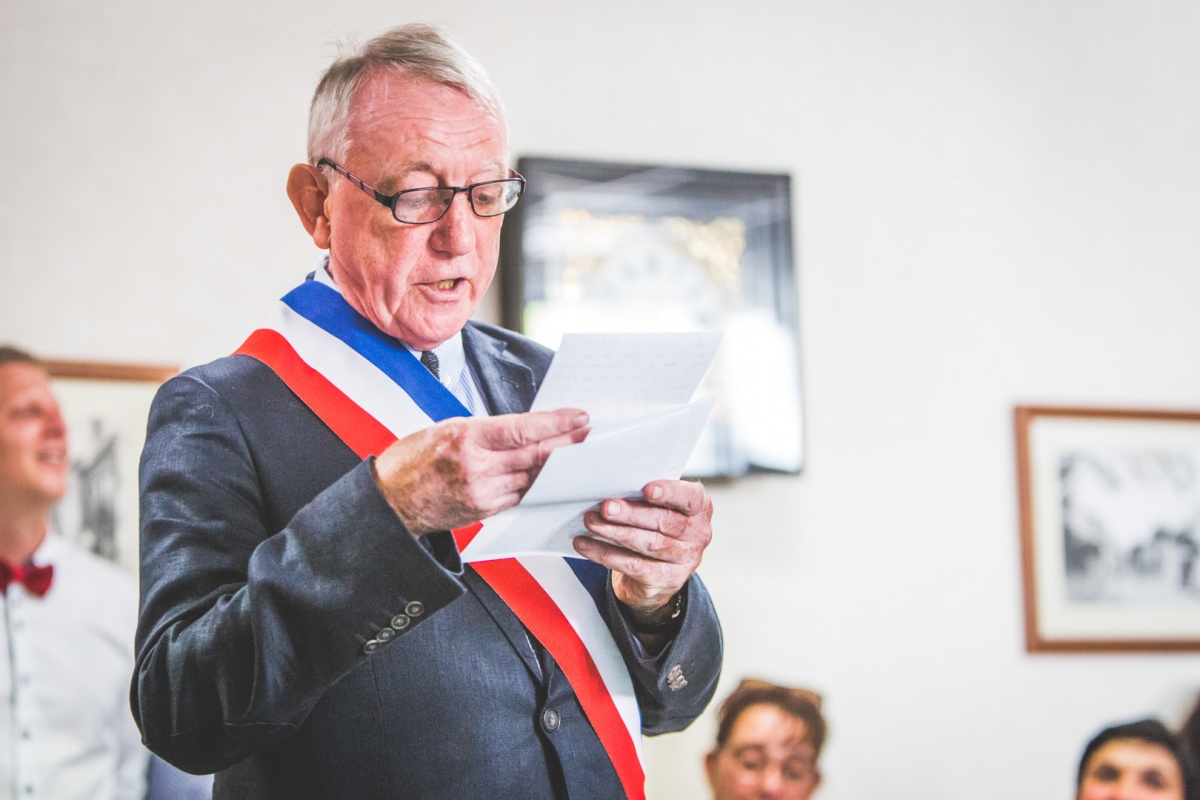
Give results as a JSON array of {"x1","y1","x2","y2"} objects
[{"x1": 462, "y1": 331, "x2": 721, "y2": 561}]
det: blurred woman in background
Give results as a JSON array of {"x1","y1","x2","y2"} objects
[
  {"x1": 705, "y1": 678, "x2": 826, "y2": 800},
  {"x1": 1076, "y1": 718, "x2": 1197, "y2": 800}
]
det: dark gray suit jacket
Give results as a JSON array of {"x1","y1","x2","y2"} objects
[{"x1": 132, "y1": 320, "x2": 722, "y2": 799}]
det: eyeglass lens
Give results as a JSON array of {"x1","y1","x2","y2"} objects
[{"x1": 392, "y1": 180, "x2": 524, "y2": 223}]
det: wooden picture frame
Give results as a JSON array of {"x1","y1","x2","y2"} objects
[
  {"x1": 499, "y1": 155, "x2": 804, "y2": 478},
  {"x1": 1015, "y1": 405, "x2": 1200, "y2": 652},
  {"x1": 44, "y1": 359, "x2": 176, "y2": 578}
]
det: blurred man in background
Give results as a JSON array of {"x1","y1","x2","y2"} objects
[
  {"x1": 0, "y1": 345, "x2": 212, "y2": 800},
  {"x1": 0, "y1": 346, "x2": 147, "y2": 799}
]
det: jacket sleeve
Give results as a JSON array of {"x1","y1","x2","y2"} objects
[
  {"x1": 605, "y1": 574, "x2": 723, "y2": 735},
  {"x1": 130, "y1": 371, "x2": 467, "y2": 774}
]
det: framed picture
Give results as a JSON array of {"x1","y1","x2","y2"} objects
[
  {"x1": 44, "y1": 359, "x2": 176, "y2": 578},
  {"x1": 499, "y1": 156, "x2": 804, "y2": 478},
  {"x1": 1014, "y1": 405, "x2": 1200, "y2": 652}
]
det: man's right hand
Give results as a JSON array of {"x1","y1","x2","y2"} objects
[{"x1": 372, "y1": 408, "x2": 589, "y2": 536}]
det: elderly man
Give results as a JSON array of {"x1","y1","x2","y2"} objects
[
  {"x1": 132, "y1": 23, "x2": 722, "y2": 800},
  {"x1": 0, "y1": 346, "x2": 148, "y2": 799}
]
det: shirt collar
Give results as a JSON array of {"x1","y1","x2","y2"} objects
[{"x1": 30, "y1": 528, "x2": 61, "y2": 566}]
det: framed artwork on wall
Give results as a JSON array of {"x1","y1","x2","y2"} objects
[
  {"x1": 1014, "y1": 405, "x2": 1200, "y2": 652},
  {"x1": 499, "y1": 155, "x2": 804, "y2": 478},
  {"x1": 44, "y1": 359, "x2": 176, "y2": 578}
]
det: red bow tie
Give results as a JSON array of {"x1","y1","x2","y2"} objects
[{"x1": 0, "y1": 560, "x2": 54, "y2": 597}]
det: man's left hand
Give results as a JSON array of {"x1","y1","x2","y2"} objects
[{"x1": 573, "y1": 479, "x2": 713, "y2": 626}]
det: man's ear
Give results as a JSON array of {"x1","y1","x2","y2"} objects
[
  {"x1": 704, "y1": 750, "x2": 718, "y2": 790},
  {"x1": 286, "y1": 163, "x2": 332, "y2": 249}
]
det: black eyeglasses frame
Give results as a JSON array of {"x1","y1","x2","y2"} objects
[{"x1": 316, "y1": 158, "x2": 526, "y2": 225}]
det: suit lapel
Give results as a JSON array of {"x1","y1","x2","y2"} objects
[
  {"x1": 462, "y1": 324, "x2": 538, "y2": 416},
  {"x1": 463, "y1": 567, "x2": 544, "y2": 683}
]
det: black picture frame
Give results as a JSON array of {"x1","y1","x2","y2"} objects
[{"x1": 499, "y1": 156, "x2": 804, "y2": 478}]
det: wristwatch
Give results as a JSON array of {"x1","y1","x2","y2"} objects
[{"x1": 624, "y1": 588, "x2": 687, "y2": 636}]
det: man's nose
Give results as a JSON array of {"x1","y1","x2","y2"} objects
[
  {"x1": 429, "y1": 191, "x2": 477, "y2": 256},
  {"x1": 44, "y1": 407, "x2": 66, "y2": 438}
]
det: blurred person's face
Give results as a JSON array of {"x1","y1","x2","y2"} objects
[
  {"x1": 305, "y1": 71, "x2": 509, "y2": 352},
  {"x1": 0, "y1": 363, "x2": 68, "y2": 510},
  {"x1": 1077, "y1": 738, "x2": 1184, "y2": 800},
  {"x1": 706, "y1": 703, "x2": 821, "y2": 800}
]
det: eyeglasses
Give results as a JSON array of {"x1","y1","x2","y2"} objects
[{"x1": 317, "y1": 158, "x2": 525, "y2": 225}]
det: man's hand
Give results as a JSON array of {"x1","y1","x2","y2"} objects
[
  {"x1": 573, "y1": 479, "x2": 714, "y2": 625},
  {"x1": 373, "y1": 408, "x2": 589, "y2": 536}
]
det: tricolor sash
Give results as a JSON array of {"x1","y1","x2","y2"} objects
[{"x1": 235, "y1": 279, "x2": 645, "y2": 798}]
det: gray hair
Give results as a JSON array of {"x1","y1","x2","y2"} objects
[{"x1": 307, "y1": 23, "x2": 509, "y2": 165}]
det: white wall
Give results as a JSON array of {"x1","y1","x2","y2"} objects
[{"x1": 3, "y1": 1, "x2": 1199, "y2": 797}]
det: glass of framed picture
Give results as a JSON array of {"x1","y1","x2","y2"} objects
[{"x1": 499, "y1": 156, "x2": 804, "y2": 478}]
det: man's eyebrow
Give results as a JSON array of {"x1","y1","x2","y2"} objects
[
  {"x1": 389, "y1": 160, "x2": 509, "y2": 182},
  {"x1": 396, "y1": 161, "x2": 435, "y2": 175},
  {"x1": 372, "y1": 162, "x2": 432, "y2": 192}
]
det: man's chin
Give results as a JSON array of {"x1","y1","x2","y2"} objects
[
  {"x1": 392, "y1": 321, "x2": 468, "y2": 351},
  {"x1": 28, "y1": 483, "x2": 67, "y2": 509},
  {"x1": 388, "y1": 306, "x2": 477, "y2": 351}
]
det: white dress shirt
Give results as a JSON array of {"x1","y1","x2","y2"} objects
[{"x1": 0, "y1": 534, "x2": 147, "y2": 800}]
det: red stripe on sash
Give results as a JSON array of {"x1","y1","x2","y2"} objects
[
  {"x1": 237, "y1": 330, "x2": 485, "y2": 547},
  {"x1": 235, "y1": 330, "x2": 393, "y2": 459},
  {"x1": 452, "y1": 521, "x2": 483, "y2": 550},
  {"x1": 472, "y1": 558, "x2": 646, "y2": 799}
]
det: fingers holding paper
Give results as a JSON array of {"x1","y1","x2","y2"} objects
[
  {"x1": 573, "y1": 479, "x2": 714, "y2": 618},
  {"x1": 373, "y1": 408, "x2": 590, "y2": 536}
]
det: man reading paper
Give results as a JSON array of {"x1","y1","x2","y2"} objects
[{"x1": 131, "y1": 23, "x2": 722, "y2": 800}]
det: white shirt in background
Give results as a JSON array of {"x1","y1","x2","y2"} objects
[{"x1": 0, "y1": 534, "x2": 147, "y2": 800}]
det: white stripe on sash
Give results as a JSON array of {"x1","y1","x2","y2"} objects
[
  {"x1": 518, "y1": 556, "x2": 644, "y2": 763},
  {"x1": 260, "y1": 302, "x2": 434, "y2": 440}
]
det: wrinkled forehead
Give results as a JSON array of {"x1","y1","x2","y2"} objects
[
  {"x1": 347, "y1": 70, "x2": 507, "y2": 151},
  {"x1": 728, "y1": 704, "x2": 817, "y2": 752}
]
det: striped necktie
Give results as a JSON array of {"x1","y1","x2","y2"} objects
[{"x1": 420, "y1": 350, "x2": 440, "y2": 381}]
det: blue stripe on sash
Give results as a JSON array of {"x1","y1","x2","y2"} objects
[
  {"x1": 567, "y1": 558, "x2": 610, "y2": 618},
  {"x1": 281, "y1": 280, "x2": 470, "y2": 423}
]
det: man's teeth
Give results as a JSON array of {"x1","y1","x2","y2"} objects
[{"x1": 434, "y1": 280, "x2": 457, "y2": 289}]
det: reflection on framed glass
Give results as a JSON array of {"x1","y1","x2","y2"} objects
[
  {"x1": 499, "y1": 156, "x2": 804, "y2": 478},
  {"x1": 44, "y1": 360, "x2": 176, "y2": 577},
  {"x1": 1014, "y1": 405, "x2": 1200, "y2": 652}
]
